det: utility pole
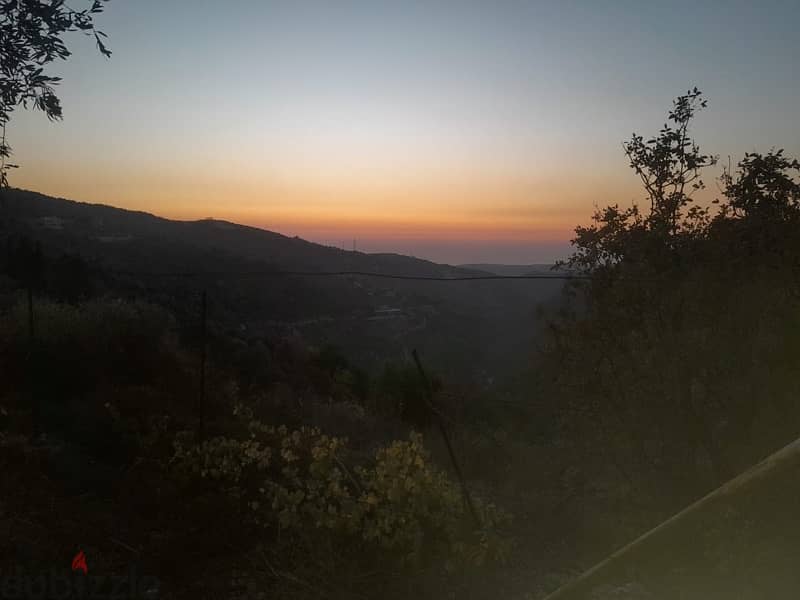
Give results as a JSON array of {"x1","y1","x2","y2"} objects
[
  {"x1": 198, "y1": 289, "x2": 207, "y2": 439},
  {"x1": 412, "y1": 349, "x2": 479, "y2": 525},
  {"x1": 27, "y1": 285, "x2": 34, "y2": 343},
  {"x1": 27, "y1": 284, "x2": 39, "y2": 436}
]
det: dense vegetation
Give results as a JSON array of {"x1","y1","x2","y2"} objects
[
  {"x1": 543, "y1": 90, "x2": 800, "y2": 507},
  {"x1": 0, "y1": 293, "x2": 513, "y2": 598},
  {"x1": 2, "y1": 88, "x2": 799, "y2": 599}
]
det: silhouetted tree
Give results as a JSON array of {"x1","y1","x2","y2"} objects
[
  {"x1": 713, "y1": 149, "x2": 800, "y2": 259},
  {"x1": 624, "y1": 87, "x2": 716, "y2": 236},
  {"x1": 720, "y1": 150, "x2": 800, "y2": 221},
  {"x1": 566, "y1": 88, "x2": 717, "y2": 274},
  {"x1": 0, "y1": 0, "x2": 112, "y2": 187},
  {"x1": 545, "y1": 89, "x2": 800, "y2": 500}
]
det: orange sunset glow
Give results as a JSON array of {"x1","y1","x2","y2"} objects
[{"x1": 6, "y1": 1, "x2": 800, "y2": 262}]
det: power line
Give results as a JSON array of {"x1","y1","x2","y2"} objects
[
  {"x1": 109, "y1": 268, "x2": 765, "y2": 283},
  {"x1": 108, "y1": 269, "x2": 592, "y2": 281}
]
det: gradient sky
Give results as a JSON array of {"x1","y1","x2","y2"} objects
[{"x1": 8, "y1": 0, "x2": 800, "y2": 264}]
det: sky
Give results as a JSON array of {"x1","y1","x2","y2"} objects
[{"x1": 8, "y1": 0, "x2": 800, "y2": 264}]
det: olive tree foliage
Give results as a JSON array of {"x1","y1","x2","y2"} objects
[{"x1": 0, "y1": 0, "x2": 111, "y2": 187}]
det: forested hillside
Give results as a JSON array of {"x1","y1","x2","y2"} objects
[{"x1": 0, "y1": 188, "x2": 563, "y2": 386}]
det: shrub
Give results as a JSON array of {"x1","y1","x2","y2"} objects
[{"x1": 171, "y1": 415, "x2": 511, "y2": 595}]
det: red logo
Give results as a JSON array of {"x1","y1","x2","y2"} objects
[{"x1": 71, "y1": 550, "x2": 88, "y2": 575}]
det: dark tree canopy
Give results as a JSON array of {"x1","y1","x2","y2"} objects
[
  {"x1": 0, "y1": 0, "x2": 111, "y2": 187},
  {"x1": 546, "y1": 87, "x2": 800, "y2": 498},
  {"x1": 720, "y1": 149, "x2": 800, "y2": 221}
]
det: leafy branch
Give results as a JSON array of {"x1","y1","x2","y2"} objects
[{"x1": 0, "y1": 0, "x2": 112, "y2": 187}]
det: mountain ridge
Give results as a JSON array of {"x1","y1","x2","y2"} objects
[{"x1": 1, "y1": 188, "x2": 481, "y2": 277}]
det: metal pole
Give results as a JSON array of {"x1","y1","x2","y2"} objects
[
  {"x1": 26, "y1": 284, "x2": 39, "y2": 436},
  {"x1": 412, "y1": 349, "x2": 479, "y2": 525},
  {"x1": 27, "y1": 285, "x2": 34, "y2": 342},
  {"x1": 198, "y1": 289, "x2": 207, "y2": 439}
]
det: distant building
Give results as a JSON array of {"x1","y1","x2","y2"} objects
[
  {"x1": 368, "y1": 306, "x2": 404, "y2": 321},
  {"x1": 37, "y1": 216, "x2": 65, "y2": 230},
  {"x1": 96, "y1": 234, "x2": 134, "y2": 243},
  {"x1": 375, "y1": 306, "x2": 402, "y2": 315}
]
